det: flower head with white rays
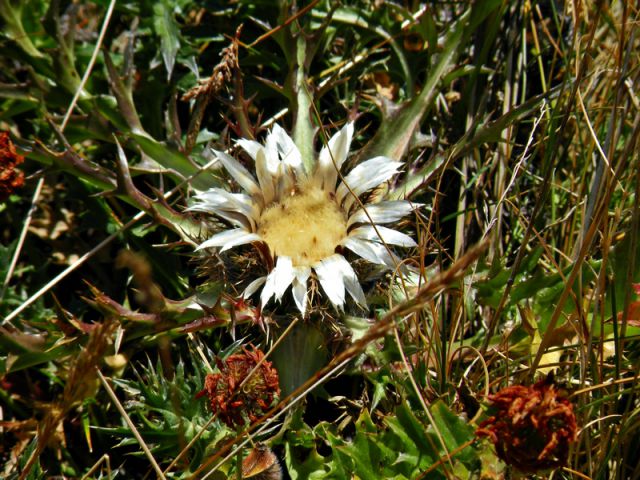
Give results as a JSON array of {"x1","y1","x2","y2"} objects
[{"x1": 189, "y1": 122, "x2": 420, "y2": 315}]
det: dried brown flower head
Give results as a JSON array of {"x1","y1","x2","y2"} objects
[
  {"x1": 0, "y1": 132, "x2": 25, "y2": 201},
  {"x1": 476, "y1": 377, "x2": 577, "y2": 472},
  {"x1": 197, "y1": 346, "x2": 280, "y2": 428}
]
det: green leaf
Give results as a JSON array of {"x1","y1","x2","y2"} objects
[
  {"x1": 6, "y1": 345, "x2": 71, "y2": 373},
  {"x1": 285, "y1": 407, "x2": 335, "y2": 478},
  {"x1": 359, "y1": 8, "x2": 471, "y2": 161},
  {"x1": 272, "y1": 322, "x2": 328, "y2": 396},
  {"x1": 18, "y1": 437, "x2": 44, "y2": 480},
  {"x1": 388, "y1": 154, "x2": 447, "y2": 201},
  {"x1": 153, "y1": 0, "x2": 181, "y2": 81},
  {"x1": 333, "y1": 409, "x2": 393, "y2": 479},
  {"x1": 449, "y1": 85, "x2": 564, "y2": 162},
  {"x1": 285, "y1": 442, "x2": 331, "y2": 480},
  {"x1": 93, "y1": 95, "x2": 132, "y2": 132},
  {"x1": 130, "y1": 132, "x2": 217, "y2": 191},
  {"x1": 388, "y1": 401, "x2": 437, "y2": 475},
  {"x1": 0, "y1": 0, "x2": 44, "y2": 58},
  {"x1": 429, "y1": 400, "x2": 477, "y2": 466},
  {"x1": 326, "y1": 7, "x2": 414, "y2": 94}
]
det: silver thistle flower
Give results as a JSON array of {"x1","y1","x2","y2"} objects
[{"x1": 189, "y1": 123, "x2": 419, "y2": 315}]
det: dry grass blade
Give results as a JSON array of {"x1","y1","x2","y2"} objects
[
  {"x1": 17, "y1": 320, "x2": 117, "y2": 480},
  {"x1": 79, "y1": 454, "x2": 112, "y2": 480}
]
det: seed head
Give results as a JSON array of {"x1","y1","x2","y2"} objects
[
  {"x1": 476, "y1": 377, "x2": 577, "y2": 472},
  {"x1": 0, "y1": 132, "x2": 25, "y2": 201},
  {"x1": 197, "y1": 346, "x2": 280, "y2": 428}
]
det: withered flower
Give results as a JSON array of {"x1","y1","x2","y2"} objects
[
  {"x1": 197, "y1": 346, "x2": 280, "y2": 428},
  {"x1": 476, "y1": 377, "x2": 577, "y2": 472},
  {"x1": 0, "y1": 132, "x2": 25, "y2": 201}
]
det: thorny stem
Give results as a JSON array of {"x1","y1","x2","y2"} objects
[{"x1": 233, "y1": 67, "x2": 254, "y2": 140}]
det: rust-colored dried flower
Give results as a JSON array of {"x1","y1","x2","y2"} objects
[
  {"x1": 476, "y1": 377, "x2": 577, "y2": 472},
  {"x1": 197, "y1": 346, "x2": 280, "y2": 428},
  {"x1": 0, "y1": 132, "x2": 25, "y2": 201}
]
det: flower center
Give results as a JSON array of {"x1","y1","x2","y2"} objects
[{"x1": 257, "y1": 186, "x2": 347, "y2": 267}]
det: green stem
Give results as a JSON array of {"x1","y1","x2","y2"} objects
[
  {"x1": 0, "y1": 0, "x2": 44, "y2": 58},
  {"x1": 292, "y1": 34, "x2": 316, "y2": 173}
]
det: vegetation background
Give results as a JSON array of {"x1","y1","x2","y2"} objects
[{"x1": 1, "y1": 0, "x2": 639, "y2": 478}]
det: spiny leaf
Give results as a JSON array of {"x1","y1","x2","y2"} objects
[
  {"x1": 359, "y1": 8, "x2": 472, "y2": 162},
  {"x1": 153, "y1": 0, "x2": 181, "y2": 81},
  {"x1": 129, "y1": 132, "x2": 218, "y2": 192}
]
